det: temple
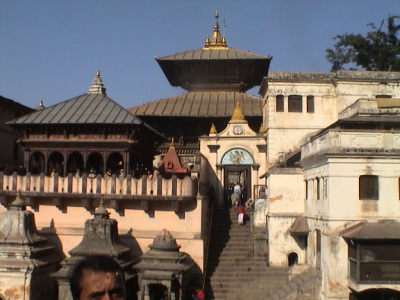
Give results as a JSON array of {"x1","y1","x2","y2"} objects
[{"x1": 1, "y1": 11, "x2": 400, "y2": 300}]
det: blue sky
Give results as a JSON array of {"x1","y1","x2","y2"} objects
[{"x1": 1, "y1": 1, "x2": 399, "y2": 109}]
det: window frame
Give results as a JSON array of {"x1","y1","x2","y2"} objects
[
  {"x1": 307, "y1": 95, "x2": 315, "y2": 113},
  {"x1": 276, "y1": 95, "x2": 284, "y2": 112},
  {"x1": 359, "y1": 175, "x2": 379, "y2": 200},
  {"x1": 288, "y1": 95, "x2": 303, "y2": 112}
]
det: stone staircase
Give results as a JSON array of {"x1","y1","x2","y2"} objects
[{"x1": 203, "y1": 208, "x2": 290, "y2": 300}]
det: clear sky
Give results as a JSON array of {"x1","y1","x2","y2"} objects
[{"x1": 1, "y1": 1, "x2": 399, "y2": 110}]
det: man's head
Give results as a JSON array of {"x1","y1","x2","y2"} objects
[{"x1": 70, "y1": 255, "x2": 125, "y2": 300}]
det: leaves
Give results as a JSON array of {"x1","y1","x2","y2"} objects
[{"x1": 326, "y1": 15, "x2": 400, "y2": 71}]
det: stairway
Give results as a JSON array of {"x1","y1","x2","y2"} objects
[{"x1": 204, "y1": 208, "x2": 290, "y2": 300}]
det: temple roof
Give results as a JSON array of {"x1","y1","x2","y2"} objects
[
  {"x1": 8, "y1": 71, "x2": 147, "y2": 125},
  {"x1": 0, "y1": 95, "x2": 34, "y2": 123},
  {"x1": 155, "y1": 12, "x2": 271, "y2": 92},
  {"x1": 128, "y1": 92, "x2": 263, "y2": 118},
  {"x1": 8, "y1": 93, "x2": 142, "y2": 126},
  {"x1": 8, "y1": 72, "x2": 144, "y2": 126},
  {"x1": 158, "y1": 48, "x2": 270, "y2": 61}
]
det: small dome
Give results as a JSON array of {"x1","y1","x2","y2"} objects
[{"x1": 148, "y1": 229, "x2": 181, "y2": 251}]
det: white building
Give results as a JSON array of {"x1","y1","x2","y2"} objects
[{"x1": 262, "y1": 70, "x2": 400, "y2": 299}]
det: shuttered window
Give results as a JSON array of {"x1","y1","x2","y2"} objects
[
  {"x1": 288, "y1": 95, "x2": 302, "y2": 112},
  {"x1": 276, "y1": 95, "x2": 284, "y2": 112},
  {"x1": 307, "y1": 95, "x2": 315, "y2": 113},
  {"x1": 359, "y1": 175, "x2": 379, "y2": 200}
]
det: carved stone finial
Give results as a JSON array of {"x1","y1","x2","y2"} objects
[
  {"x1": 148, "y1": 229, "x2": 181, "y2": 251},
  {"x1": 11, "y1": 191, "x2": 25, "y2": 211},
  {"x1": 94, "y1": 196, "x2": 109, "y2": 218}
]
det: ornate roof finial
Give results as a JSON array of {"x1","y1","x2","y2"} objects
[
  {"x1": 37, "y1": 100, "x2": 45, "y2": 110},
  {"x1": 203, "y1": 11, "x2": 228, "y2": 49},
  {"x1": 11, "y1": 191, "x2": 26, "y2": 210},
  {"x1": 231, "y1": 101, "x2": 245, "y2": 121},
  {"x1": 94, "y1": 196, "x2": 109, "y2": 218},
  {"x1": 209, "y1": 123, "x2": 217, "y2": 135},
  {"x1": 88, "y1": 70, "x2": 107, "y2": 95}
]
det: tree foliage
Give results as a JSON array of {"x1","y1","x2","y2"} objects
[{"x1": 326, "y1": 15, "x2": 400, "y2": 71}]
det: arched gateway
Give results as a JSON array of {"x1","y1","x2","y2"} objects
[{"x1": 199, "y1": 102, "x2": 267, "y2": 207}]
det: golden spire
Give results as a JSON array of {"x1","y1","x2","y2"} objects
[
  {"x1": 209, "y1": 123, "x2": 217, "y2": 135},
  {"x1": 231, "y1": 101, "x2": 245, "y2": 121},
  {"x1": 203, "y1": 11, "x2": 228, "y2": 49}
]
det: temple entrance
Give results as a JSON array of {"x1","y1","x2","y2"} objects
[
  {"x1": 148, "y1": 284, "x2": 168, "y2": 300},
  {"x1": 224, "y1": 165, "x2": 251, "y2": 207}
]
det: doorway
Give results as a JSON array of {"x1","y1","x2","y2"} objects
[{"x1": 224, "y1": 165, "x2": 251, "y2": 207}]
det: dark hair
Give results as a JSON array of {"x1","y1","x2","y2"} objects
[{"x1": 70, "y1": 255, "x2": 125, "y2": 300}]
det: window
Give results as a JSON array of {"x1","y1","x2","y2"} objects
[
  {"x1": 316, "y1": 178, "x2": 320, "y2": 200},
  {"x1": 359, "y1": 175, "x2": 379, "y2": 200},
  {"x1": 348, "y1": 242, "x2": 400, "y2": 283},
  {"x1": 307, "y1": 95, "x2": 315, "y2": 113},
  {"x1": 375, "y1": 95, "x2": 392, "y2": 98},
  {"x1": 305, "y1": 180, "x2": 308, "y2": 200},
  {"x1": 276, "y1": 95, "x2": 284, "y2": 112},
  {"x1": 288, "y1": 95, "x2": 302, "y2": 112}
]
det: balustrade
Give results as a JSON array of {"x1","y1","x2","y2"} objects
[
  {"x1": 0, "y1": 172, "x2": 196, "y2": 197},
  {"x1": 0, "y1": 172, "x2": 198, "y2": 214}
]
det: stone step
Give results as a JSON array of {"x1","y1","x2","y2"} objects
[{"x1": 204, "y1": 208, "x2": 287, "y2": 300}]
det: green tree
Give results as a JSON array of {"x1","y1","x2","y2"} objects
[{"x1": 326, "y1": 15, "x2": 400, "y2": 71}]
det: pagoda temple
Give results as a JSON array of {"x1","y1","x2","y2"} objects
[{"x1": 129, "y1": 12, "x2": 272, "y2": 167}]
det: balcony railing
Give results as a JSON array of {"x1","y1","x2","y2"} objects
[
  {"x1": 350, "y1": 261, "x2": 400, "y2": 283},
  {"x1": 0, "y1": 172, "x2": 198, "y2": 213}
]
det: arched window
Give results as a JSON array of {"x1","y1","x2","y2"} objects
[
  {"x1": 67, "y1": 152, "x2": 84, "y2": 175},
  {"x1": 288, "y1": 252, "x2": 298, "y2": 266},
  {"x1": 48, "y1": 151, "x2": 64, "y2": 176},
  {"x1": 28, "y1": 152, "x2": 45, "y2": 175},
  {"x1": 86, "y1": 152, "x2": 104, "y2": 175},
  {"x1": 106, "y1": 152, "x2": 124, "y2": 175}
]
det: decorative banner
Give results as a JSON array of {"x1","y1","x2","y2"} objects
[{"x1": 221, "y1": 148, "x2": 254, "y2": 165}]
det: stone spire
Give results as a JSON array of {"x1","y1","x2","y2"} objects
[
  {"x1": 204, "y1": 11, "x2": 228, "y2": 49},
  {"x1": 0, "y1": 192, "x2": 61, "y2": 299},
  {"x1": 231, "y1": 101, "x2": 245, "y2": 121},
  {"x1": 53, "y1": 199, "x2": 138, "y2": 299},
  {"x1": 134, "y1": 229, "x2": 199, "y2": 300},
  {"x1": 88, "y1": 70, "x2": 107, "y2": 94},
  {"x1": 69, "y1": 199, "x2": 131, "y2": 258}
]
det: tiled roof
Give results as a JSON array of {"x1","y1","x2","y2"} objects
[
  {"x1": 128, "y1": 92, "x2": 263, "y2": 118},
  {"x1": 340, "y1": 221, "x2": 400, "y2": 240},
  {"x1": 156, "y1": 48, "x2": 271, "y2": 61},
  {"x1": 8, "y1": 93, "x2": 143, "y2": 125}
]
